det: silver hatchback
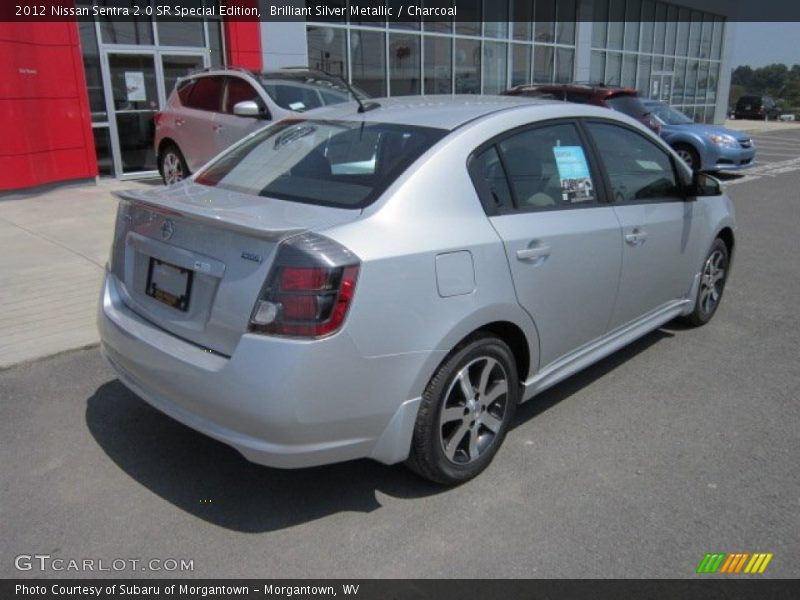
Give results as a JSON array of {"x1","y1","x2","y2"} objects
[{"x1": 100, "y1": 96, "x2": 735, "y2": 484}]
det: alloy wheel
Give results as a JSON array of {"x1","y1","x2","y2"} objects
[
  {"x1": 163, "y1": 151, "x2": 185, "y2": 185},
  {"x1": 699, "y1": 249, "x2": 726, "y2": 315},
  {"x1": 439, "y1": 356, "x2": 509, "y2": 465},
  {"x1": 677, "y1": 148, "x2": 695, "y2": 169}
]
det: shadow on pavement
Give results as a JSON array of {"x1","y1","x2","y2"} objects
[
  {"x1": 86, "y1": 327, "x2": 673, "y2": 533},
  {"x1": 714, "y1": 172, "x2": 746, "y2": 182}
]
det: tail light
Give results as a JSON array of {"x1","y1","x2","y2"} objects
[{"x1": 249, "y1": 233, "x2": 359, "y2": 338}]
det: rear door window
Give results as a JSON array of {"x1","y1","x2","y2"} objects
[
  {"x1": 185, "y1": 76, "x2": 224, "y2": 112},
  {"x1": 195, "y1": 120, "x2": 446, "y2": 208}
]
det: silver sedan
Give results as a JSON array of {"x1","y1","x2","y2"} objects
[{"x1": 98, "y1": 96, "x2": 735, "y2": 484}]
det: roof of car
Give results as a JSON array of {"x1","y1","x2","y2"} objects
[
  {"x1": 292, "y1": 95, "x2": 558, "y2": 130},
  {"x1": 504, "y1": 83, "x2": 639, "y2": 98}
]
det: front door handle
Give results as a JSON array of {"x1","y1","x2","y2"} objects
[
  {"x1": 516, "y1": 244, "x2": 551, "y2": 261},
  {"x1": 624, "y1": 228, "x2": 648, "y2": 245}
]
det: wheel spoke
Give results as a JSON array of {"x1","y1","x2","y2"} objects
[
  {"x1": 444, "y1": 421, "x2": 469, "y2": 460},
  {"x1": 456, "y1": 369, "x2": 473, "y2": 401},
  {"x1": 477, "y1": 358, "x2": 497, "y2": 397},
  {"x1": 480, "y1": 412, "x2": 502, "y2": 434},
  {"x1": 442, "y1": 406, "x2": 465, "y2": 424},
  {"x1": 467, "y1": 430, "x2": 480, "y2": 461}
]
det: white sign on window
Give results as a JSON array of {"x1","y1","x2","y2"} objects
[{"x1": 125, "y1": 71, "x2": 146, "y2": 102}]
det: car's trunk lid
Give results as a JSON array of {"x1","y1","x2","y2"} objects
[{"x1": 109, "y1": 182, "x2": 360, "y2": 356}]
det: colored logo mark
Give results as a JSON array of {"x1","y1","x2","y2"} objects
[{"x1": 696, "y1": 553, "x2": 773, "y2": 574}]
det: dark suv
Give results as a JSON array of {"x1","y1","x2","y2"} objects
[
  {"x1": 734, "y1": 95, "x2": 780, "y2": 120},
  {"x1": 502, "y1": 83, "x2": 660, "y2": 133}
]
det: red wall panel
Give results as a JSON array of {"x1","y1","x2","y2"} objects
[
  {"x1": 223, "y1": 1, "x2": 262, "y2": 71},
  {"x1": 0, "y1": 20, "x2": 96, "y2": 191}
]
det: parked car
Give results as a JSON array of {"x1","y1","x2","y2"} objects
[
  {"x1": 642, "y1": 99, "x2": 756, "y2": 172},
  {"x1": 99, "y1": 96, "x2": 735, "y2": 484},
  {"x1": 154, "y1": 67, "x2": 366, "y2": 185},
  {"x1": 734, "y1": 95, "x2": 780, "y2": 120},
  {"x1": 503, "y1": 83, "x2": 661, "y2": 133}
]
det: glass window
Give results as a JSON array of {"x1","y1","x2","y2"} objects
[
  {"x1": 640, "y1": 0, "x2": 655, "y2": 53},
  {"x1": 224, "y1": 77, "x2": 260, "y2": 113},
  {"x1": 622, "y1": 54, "x2": 637, "y2": 88},
  {"x1": 637, "y1": 55, "x2": 652, "y2": 98},
  {"x1": 513, "y1": 0, "x2": 534, "y2": 41},
  {"x1": 176, "y1": 79, "x2": 195, "y2": 105},
  {"x1": 699, "y1": 14, "x2": 713, "y2": 59},
  {"x1": 185, "y1": 76, "x2": 224, "y2": 112},
  {"x1": 711, "y1": 18, "x2": 724, "y2": 61},
  {"x1": 455, "y1": 0, "x2": 481, "y2": 36},
  {"x1": 586, "y1": 122, "x2": 680, "y2": 203},
  {"x1": 511, "y1": 44, "x2": 532, "y2": 87},
  {"x1": 469, "y1": 146, "x2": 514, "y2": 213},
  {"x1": 605, "y1": 52, "x2": 622, "y2": 86},
  {"x1": 497, "y1": 123, "x2": 597, "y2": 211},
  {"x1": 672, "y1": 58, "x2": 686, "y2": 104},
  {"x1": 665, "y1": 6, "x2": 679, "y2": 54},
  {"x1": 424, "y1": 36, "x2": 453, "y2": 94},
  {"x1": 653, "y1": 3, "x2": 667, "y2": 54},
  {"x1": 77, "y1": 20, "x2": 106, "y2": 122},
  {"x1": 590, "y1": 51, "x2": 605, "y2": 84},
  {"x1": 195, "y1": 120, "x2": 447, "y2": 209},
  {"x1": 707, "y1": 63, "x2": 719, "y2": 103},
  {"x1": 556, "y1": 48, "x2": 574, "y2": 83},
  {"x1": 592, "y1": 0, "x2": 608, "y2": 48},
  {"x1": 455, "y1": 38, "x2": 481, "y2": 93},
  {"x1": 307, "y1": 26, "x2": 348, "y2": 79},
  {"x1": 675, "y1": 8, "x2": 690, "y2": 56},
  {"x1": 389, "y1": 34, "x2": 421, "y2": 95},
  {"x1": 483, "y1": 0, "x2": 508, "y2": 39},
  {"x1": 556, "y1": 0, "x2": 576, "y2": 45},
  {"x1": 108, "y1": 54, "x2": 158, "y2": 111},
  {"x1": 685, "y1": 60, "x2": 699, "y2": 104},
  {"x1": 607, "y1": 0, "x2": 625, "y2": 50},
  {"x1": 156, "y1": 19, "x2": 204, "y2": 47},
  {"x1": 696, "y1": 61, "x2": 709, "y2": 105},
  {"x1": 533, "y1": 45, "x2": 554, "y2": 83},
  {"x1": 688, "y1": 11, "x2": 703, "y2": 58},
  {"x1": 624, "y1": 0, "x2": 641, "y2": 52},
  {"x1": 483, "y1": 42, "x2": 508, "y2": 94},
  {"x1": 93, "y1": 127, "x2": 113, "y2": 176},
  {"x1": 351, "y1": 29, "x2": 387, "y2": 96},
  {"x1": 98, "y1": 1, "x2": 153, "y2": 45},
  {"x1": 534, "y1": 0, "x2": 556, "y2": 43}
]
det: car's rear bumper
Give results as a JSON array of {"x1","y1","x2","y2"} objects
[{"x1": 98, "y1": 272, "x2": 425, "y2": 468}]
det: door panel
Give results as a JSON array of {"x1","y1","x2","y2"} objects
[
  {"x1": 179, "y1": 75, "x2": 224, "y2": 171},
  {"x1": 491, "y1": 209, "x2": 623, "y2": 368},
  {"x1": 213, "y1": 76, "x2": 267, "y2": 155}
]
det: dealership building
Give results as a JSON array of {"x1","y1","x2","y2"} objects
[{"x1": 1, "y1": 0, "x2": 739, "y2": 191}]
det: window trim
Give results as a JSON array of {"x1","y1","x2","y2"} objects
[
  {"x1": 467, "y1": 117, "x2": 610, "y2": 217},
  {"x1": 579, "y1": 117, "x2": 687, "y2": 206}
]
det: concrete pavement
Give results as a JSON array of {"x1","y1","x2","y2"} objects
[{"x1": 0, "y1": 178, "x2": 152, "y2": 369}]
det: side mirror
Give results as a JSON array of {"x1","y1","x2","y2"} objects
[
  {"x1": 688, "y1": 171, "x2": 722, "y2": 198},
  {"x1": 233, "y1": 100, "x2": 267, "y2": 119}
]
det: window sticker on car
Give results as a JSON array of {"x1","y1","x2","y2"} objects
[
  {"x1": 289, "y1": 101, "x2": 305, "y2": 111},
  {"x1": 635, "y1": 159, "x2": 664, "y2": 171},
  {"x1": 552, "y1": 146, "x2": 594, "y2": 204}
]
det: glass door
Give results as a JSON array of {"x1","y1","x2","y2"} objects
[
  {"x1": 106, "y1": 52, "x2": 159, "y2": 175},
  {"x1": 650, "y1": 72, "x2": 674, "y2": 103}
]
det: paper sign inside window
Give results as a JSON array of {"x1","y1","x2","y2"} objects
[{"x1": 552, "y1": 146, "x2": 594, "y2": 204}]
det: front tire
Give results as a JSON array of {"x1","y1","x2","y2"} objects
[
  {"x1": 406, "y1": 334, "x2": 519, "y2": 485},
  {"x1": 159, "y1": 144, "x2": 189, "y2": 185},
  {"x1": 675, "y1": 143, "x2": 701, "y2": 171},
  {"x1": 683, "y1": 238, "x2": 729, "y2": 326}
]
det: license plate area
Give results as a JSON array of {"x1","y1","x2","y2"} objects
[{"x1": 146, "y1": 258, "x2": 193, "y2": 311}]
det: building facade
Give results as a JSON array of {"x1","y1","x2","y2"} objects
[{"x1": 0, "y1": 0, "x2": 737, "y2": 191}]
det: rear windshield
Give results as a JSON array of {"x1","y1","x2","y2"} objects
[
  {"x1": 737, "y1": 96, "x2": 761, "y2": 106},
  {"x1": 606, "y1": 95, "x2": 649, "y2": 118},
  {"x1": 194, "y1": 120, "x2": 447, "y2": 208}
]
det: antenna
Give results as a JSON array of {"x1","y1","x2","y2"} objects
[{"x1": 323, "y1": 70, "x2": 380, "y2": 113}]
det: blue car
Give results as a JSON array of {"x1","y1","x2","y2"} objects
[{"x1": 642, "y1": 100, "x2": 756, "y2": 172}]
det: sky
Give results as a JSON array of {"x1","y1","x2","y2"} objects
[{"x1": 730, "y1": 23, "x2": 800, "y2": 68}]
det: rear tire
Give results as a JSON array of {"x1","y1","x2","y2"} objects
[
  {"x1": 683, "y1": 238, "x2": 729, "y2": 327},
  {"x1": 406, "y1": 334, "x2": 519, "y2": 485},
  {"x1": 159, "y1": 144, "x2": 189, "y2": 185},
  {"x1": 674, "y1": 143, "x2": 701, "y2": 171}
]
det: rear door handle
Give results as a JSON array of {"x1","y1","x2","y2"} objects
[
  {"x1": 624, "y1": 228, "x2": 648, "y2": 245},
  {"x1": 213, "y1": 124, "x2": 223, "y2": 133},
  {"x1": 516, "y1": 244, "x2": 551, "y2": 261}
]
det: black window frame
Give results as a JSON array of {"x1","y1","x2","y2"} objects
[
  {"x1": 579, "y1": 118, "x2": 687, "y2": 205},
  {"x1": 467, "y1": 118, "x2": 610, "y2": 216}
]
